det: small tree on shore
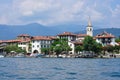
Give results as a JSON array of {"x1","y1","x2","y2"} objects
[
  {"x1": 41, "y1": 48, "x2": 49, "y2": 55},
  {"x1": 83, "y1": 36, "x2": 102, "y2": 55},
  {"x1": 50, "y1": 38, "x2": 71, "y2": 56},
  {"x1": 115, "y1": 38, "x2": 120, "y2": 43},
  {"x1": 4, "y1": 45, "x2": 26, "y2": 53},
  {"x1": 114, "y1": 45, "x2": 120, "y2": 54},
  {"x1": 75, "y1": 45, "x2": 83, "y2": 54}
]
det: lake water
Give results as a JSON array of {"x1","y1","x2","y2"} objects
[{"x1": 0, "y1": 58, "x2": 120, "y2": 80}]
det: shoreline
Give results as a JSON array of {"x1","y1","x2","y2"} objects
[{"x1": 1, "y1": 53, "x2": 120, "y2": 59}]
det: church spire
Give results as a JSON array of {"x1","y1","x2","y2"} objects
[
  {"x1": 86, "y1": 16, "x2": 93, "y2": 36},
  {"x1": 88, "y1": 16, "x2": 92, "y2": 27}
]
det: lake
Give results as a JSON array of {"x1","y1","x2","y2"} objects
[{"x1": 0, "y1": 58, "x2": 120, "y2": 80}]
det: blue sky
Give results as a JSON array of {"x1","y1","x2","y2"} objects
[{"x1": 0, "y1": 0, "x2": 120, "y2": 28}]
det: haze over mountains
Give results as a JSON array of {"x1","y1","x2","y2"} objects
[{"x1": 0, "y1": 23, "x2": 120, "y2": 40}]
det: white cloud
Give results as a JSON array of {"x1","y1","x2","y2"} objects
[
  {"x1": 0, "y1": 0, "x2": 119, "y2": 28},
  {"x1": 0, "y1": 16, "x2": 8, "y2": 24},
  {"x1": 17, "y1": 0, "x2": 61, "y2": 16},
  {"x1": 111, "y1": 5, "x2": 120, "y2": 17},
  {"x1": 17, "y1": 0, "x2": 104, "y2": 25}
]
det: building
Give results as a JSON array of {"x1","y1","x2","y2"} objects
[
  {"x1": 31, "y1": 36, "x2": 56, "y2": 53},
  {"x1": 17, "y1": 34, "x2": 31, "y2": 53},
  {"x1": 57, "y1": 32, "x2": 76, "y2": 41},
  {"x1": 95, "y1": 31, "x2": 116, "y2": 46}
]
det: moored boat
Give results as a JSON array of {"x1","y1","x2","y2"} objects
[{"x1": 0, "y1": 55, "x2": 4, "y2": 58}]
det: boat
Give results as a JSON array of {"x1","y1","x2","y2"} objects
[
  {"x1": 0, "y1": 55, "x2": 4, "y2": 58},
  {"x1": 14, "y1": 53, "x2": 25, "y2": 58},
  {"x1": 30, "y1": 53, "x2": 45, "y2": 58}
]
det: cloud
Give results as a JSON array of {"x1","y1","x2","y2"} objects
[
  {"x1": 0, "y1": 0, "x2": 119, "y2": 28},
  {"x1": 16, "y1": 0, "x2": 104, "y2": 25},
  {"x1": 111, "y1": 5, "x2": 120, "y2": 17}
]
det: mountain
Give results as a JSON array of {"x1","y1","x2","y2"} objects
[
  {"x1": 76, "y1": 28, "x2": 120, "y2": 37},
  {"x1": 0, "y1": 23, "x2": 62, "y2": 40},
  {"x1": 0, "y1": 23, "x2": 120, "y2": 40},
  {"x1": 52, "y1": 24, "x2": 85, "y2": 32},
  {"x1": 94, "y1": 28, "x2": 120, "y2": 37}
]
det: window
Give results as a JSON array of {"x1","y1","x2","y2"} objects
[
  {"x1": 37, "y1": 45, "x2": 39, "y2": 48},
  {"x1": 23, "y1": 47, "x2": 26, "y2": 50},
  {"x1": 33, "y1": 45, "x2": 34, "y2": 48},
  {"x1": 44, "y1": 45, "x2": 46, "y2": 48}
]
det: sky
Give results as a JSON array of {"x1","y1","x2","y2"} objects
[{"x1": 0, "y1": 0, "x2": 120, "y2": 28}]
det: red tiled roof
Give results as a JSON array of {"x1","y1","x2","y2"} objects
[
  {"x1": 118, "y1": 42, "x2": 120, "y2": 46},
  {"x1": 70, "y1": 41, "x2": 83, "y2": 45},
  {"x1": 95, "y1": 31, "x2": 115, "y2": 38},
  {"x1": 77, "y1": 34, "x2": 88, "y2": 37},
  {"x1": 2, "y1": 40, "x2": 21, "y2": 43},
  {"x1": 0, "y1": 40, "x2": 2, "y2": 43},
  {"x1": 32, "y1": 36, "x2": 52, "y2": 40},
  {"x1": 57, "y1": 32, "x2": 76, "y2": 36},
  {"x1": 48, "y1": 36, "x2": 58, "y2": 40},
  {"x1": 17, "y1": 34, "x2": 30, "y2": 37},
  {"x1": 19, "y1": 39, "x2": 31, "y2": 43},
  {"x1": 17, "y1": 37, "x2": 31, "y2": 43}
]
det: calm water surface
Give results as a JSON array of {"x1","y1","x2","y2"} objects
[{"x1": 0, "y1": 58, "x2": 120, "y2": 80}]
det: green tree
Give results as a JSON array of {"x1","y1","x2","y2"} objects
[
  {"x1": 102, "y1": 46, "x2": 107, "y2": 55},
  {"x1": 92, "y1": 43, "x2": 102, "y2": 54},
  {"x1": 106, "y1": 45, "x2": 114, "y2": 53},
  {"x1": 28, "y1": 43, "x2": 32, "y2": 53},
  {"x1": 41, "y1": 48, "x2": 49, "y2": 55},
  {"x1": 83, "y1": 36, "x2": 102, "y2": 55},
  {"x1": 50, "y1": 38, "x2": 71, "y2": 56},
  {"x1": 115, "y1": 38, "x2": 120, "y2": 42},
  {"x1": 114, "y1": 45, "x2": 120, "y2": 54},
  {"x1": 4, "y1": 45, "x2": 26, "y2": 53},
  {"x1": 75, "y1": 45, "x2": 83, "y2": 54}
]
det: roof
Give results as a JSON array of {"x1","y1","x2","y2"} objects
[
  {"x1": 17, "y1": 34, "x2": 30, "y2": 37},
  {"x1": 95, "y1": 31, "x2": 115, "y2": 38},
  {"x1": 48, "y1": 36, "x2": 57, "y2": 40},
  {"x1": 2, "y1": 40, "x2": 21, "y2": 43},
  {"x1": 77, "y1": 34, "x2": 88, "y2": 37},
  {"x1": 70, "y1": 40, "x2": 83, "y2": 45},
  {"x1": 32, "y1": 36, "x2": 52, "y2": 40},
  {"x1": 17, "y1": 37, "x2": 31, "y2": 43},
  {"x1": 117, "y1": 42, "x2": 120, "y2": 46},
  {"x1": 57, "y1": 32, "x2": 76, "y2": 36},
  {"x1": 19, "y1": 39, "x2": 31, "y2": 43},
  {"x1": 0, "y1": 40, "x2": 2, "y2": 43}
]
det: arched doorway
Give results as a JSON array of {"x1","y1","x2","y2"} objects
[{"x1": 33, "y1": 50, "x2": 39, "y2": 53}]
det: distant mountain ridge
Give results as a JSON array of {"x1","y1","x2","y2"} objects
[
  {"x1": 0, "y1": 23, "x2": 119, "y2": 40},
  {"x1": 76, "y1": 28, "x2": 120, "y2": 38},
  {"x1": 0, "y1": 23, "x2": 62, "y2": 40}
]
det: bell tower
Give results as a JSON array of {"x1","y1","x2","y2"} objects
[{"x1": 86, "y1": 16, "x2": 93, "y2": 36}]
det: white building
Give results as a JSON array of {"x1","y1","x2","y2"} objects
[
  {"x1": 31, "y1": 36, "x2": 55, "y2": 53},
  {"x1": 57, "y1": 32, "x2": 76, "y2": 41},
  {"x1": 17, "y1": 34, "x2": 31, "y2": 53},
  {"x1": 95, "y1": 31, "x2": 116, "y2": 46}
]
